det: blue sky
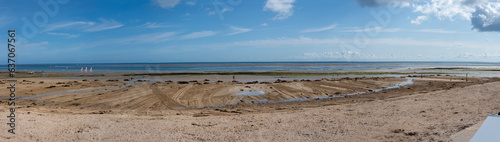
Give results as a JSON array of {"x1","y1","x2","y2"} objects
[{"x1": 2, "y1": 0, "x2": 500, "y2": 63}]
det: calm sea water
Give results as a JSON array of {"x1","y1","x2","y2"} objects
[{"x1": 1, "y1": 62, "x2": 499, "y2": 72}]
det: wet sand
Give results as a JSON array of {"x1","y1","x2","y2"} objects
[{"x1": 0, "y1": 70, "x2": 499, "y2": 141}]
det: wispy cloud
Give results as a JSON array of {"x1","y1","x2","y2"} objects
[
  {"x1": 0, "y1": 16, "x2": 11, "y2": 28},
  {"x1": 301, "y1": 24, "x2": 337, "y2": 33},
  {"x1": 264, "y1": 0, "x2": 296, "y2": 20},
  {"x1": 84, "y1": 32, "x2": 178, "y2": 48},
  {"x1": 44, "y1": 21, "x2": 95, "y2": 32},
  {"x1": 152, "y1": 0, "x2": 181, "y2": 9},
  {"x1": 227, "y1": 26, "x2": 252, "y2": 36},
  {"x1": 186, "y1": 1, "x2": 195, "y2": 6},
  {"x1": 137, "y1": 22, "x2": 174, "y2": 29},
  {"x1": 341, "y1": 27, "x2": 400, "y2": 32},
  {"x1": 43, "y1": 19, "x2": 123, "y2": 32},
  {"x1": 181, "y1": 31, "x2": 217, "y2": 39},
  {"x1": 411, "y1": 29, "x2": 460, "y2": 34},
  {"x1": 411, "y1": 15, "x2": 429, "y2": 25},
  {"x1": 84, "y1": 19, "x2": 123, "y2": 32},
  {"x1": 20, "y1": 41, "x2": 49, "y2": 50},
  {"x1": 46, "y1": 32, "x2": 80, "y2": 38}
]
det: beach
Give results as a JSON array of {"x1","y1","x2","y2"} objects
[{"x1": 0, "y1": 68, "x2": 499, "y2": 141}]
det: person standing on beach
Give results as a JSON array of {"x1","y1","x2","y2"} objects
[{"x1": 233, "y1": 76, "x2": 235, "y2": 80}]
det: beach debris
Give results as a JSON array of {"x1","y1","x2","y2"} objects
[
  {"x1": 204, "y1": 79, "x2": 210, "y2": 81},
  {"x1": 177, "y1": 81, "x2": 189, "y2": 84},
  {"x1": 189, "y1": 80, "x2": 198, "y2": 83},
  {"x1": 46, "y1": 85, "x2": 56, "y2": 88},
  {"x1": 82, "y1": 79, "x2": 88, "y2": 81},
  {"x1": 192, "y1": 113, "x2": 209, "y2": 117},
  {"x1": 203, "y1": 82, "x2": 210, "y2": 84},
  {"x1": 62, "y1": 85, "x2": 70, "y2": 87},
  {"x1": 274, "y1": 79, "x2": 287, "y2": 83},
  {"x1": 245, "y1": 81, "x2": 259, "y2": 84},
  {"x1": 39, "y1": 81, "x2": 44, "y2": 84},
  {"x1": 91, "y1": 110, "x2": 112, "y2": 114},
  {"x1": 217, "y1": 80, "x2": 223, "y2": 83}
]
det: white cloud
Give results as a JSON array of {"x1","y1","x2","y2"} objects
[
  {"x1": 471, "y1": 3, "x2": 500, "y2": 31},
  {"x1": 411, "y1": 15, "x2": 429, "y2": 25},
  {"x1": 301, "y1": 24, "x2": 337, "y2": 33},
  {"x1": 261, "y1": 23, "x2": 268, "y2": 26},
  {"x1": 152, "y1": 0, "x2": 181, "y2": 9},
  {"x1": 227, "y1": 26, "x2": 252, "y2": 36},
  {"x1": 358, "y1": 0, "x2": 500, "y2": 32},
  {"x1": 411, "y1": 0, "x2": 500, "y2": 31},
  {"x1": 84, "y1": 19, "x2": 123, "y2": 32},
  {"x1": 181, "y1": 31, "x2": 217, "y2": 39},
  {"x1": 264, "y1": 0, "x2": 295, "y2": 20},
  {"x1": 46, "y1": 32, "x2": 80, "y2": 38},
  {"x1": 186, "y1": 1, "x2": 195, "y2": 6},
  {"x1": 137, "y1": 22, "x2": 173, "y2": 29}
]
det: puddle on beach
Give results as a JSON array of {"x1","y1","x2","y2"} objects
[{"x1": 236, "y1": 91, "x2": 266, "y2": 96}]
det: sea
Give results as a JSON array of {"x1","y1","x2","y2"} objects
[{"x1": 1, "y1": 62, "x2": 499, "y2": 72}]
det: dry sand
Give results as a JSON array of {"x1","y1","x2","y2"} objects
[{"x1": 0, "y1": 71, "x2": 499, "y2": 141}]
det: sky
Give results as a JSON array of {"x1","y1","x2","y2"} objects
[{"x1": 1, "y1": 0, "x2": 500, "y2": 63}]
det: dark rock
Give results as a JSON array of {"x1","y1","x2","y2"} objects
[
  {"x1": 177, "y1": 81, "x2": 189, "y2": 84},
  {"x1": 392, "y1": 129, "x2": 405, "y2": 133}
]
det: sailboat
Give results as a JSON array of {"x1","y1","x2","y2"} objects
[
  {"x1": 90, "y1": 67, "x2": 93, "y2": 72},
  {"x1": 85, "y1": 67, "x2": 87, "y2": 72}
]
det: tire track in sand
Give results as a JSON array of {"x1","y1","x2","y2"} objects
[{"x1": 150, "y1": 84, "x2": 185, "y2": 108}]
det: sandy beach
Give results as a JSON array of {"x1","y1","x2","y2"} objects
[{"x1": 0, "y1": 69, "x2": 499, "y2": 141}]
